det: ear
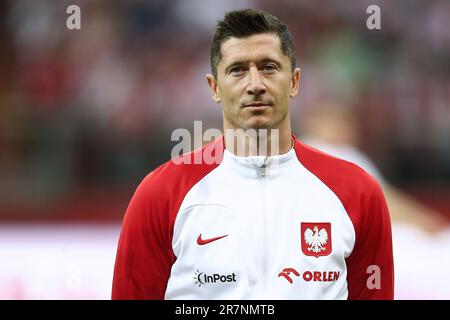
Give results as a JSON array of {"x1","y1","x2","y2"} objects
[
  {"x1": 206, "y1": 74, "x2": 221, "y2": 103},
  {"x1": 290, "y1": 67, "x2": 301, "y2": 98}
]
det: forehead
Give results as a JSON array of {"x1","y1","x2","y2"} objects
[{"x1": 219, "y1": 33, "x2": 287, "y2": 66}]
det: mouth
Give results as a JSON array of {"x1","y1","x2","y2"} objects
[{"x1": 242, "y1": 102, "x2": 271, "y2": 109}]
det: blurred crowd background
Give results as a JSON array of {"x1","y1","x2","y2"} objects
[{"x1": 0, "y1": 0, "x2": 449, "y2": 299}]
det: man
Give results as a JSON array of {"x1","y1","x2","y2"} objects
[{"x1": 112, "y1": 9, "x2": 394, "y2": 300}]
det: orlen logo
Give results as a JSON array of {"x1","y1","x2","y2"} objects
[
  {"x1": 278, "y1": 267, "x2": 340, "y2": 284},
  {"x1": 194, "y1": 269, "x2": 237, "y2": 287}
]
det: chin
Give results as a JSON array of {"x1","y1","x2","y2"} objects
[{"x1": 243, "y1": 117, "x2": 273, "y2": 130}]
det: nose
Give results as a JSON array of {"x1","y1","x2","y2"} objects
[{"x1": 246, "y1": 66, "x2": 266, "y2": 96}]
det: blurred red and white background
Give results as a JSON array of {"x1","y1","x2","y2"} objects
[{"x1": 0, "y1": 0, "x2": 449, "y2": 299}]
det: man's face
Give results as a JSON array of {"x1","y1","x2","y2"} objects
[{"x1": 207, "y1": 33, "x2": 300, "y2": 131}]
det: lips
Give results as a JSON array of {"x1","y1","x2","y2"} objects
[{"x1": 242, "y1": 102, "x2": 271, "y2": 108}]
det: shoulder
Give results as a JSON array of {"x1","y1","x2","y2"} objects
[
  {"x1": 299, "y1": 136, "x2": 386, "y2": 184},
  {"x1": 134, "y1": 136, "x2": 225, "y2": 206},
  {"x1": 293, "y1": 136, "x2": 387, "y2": 236},
  {"x1": 293, "y1": 136, "x2": 382, "y2": 199}
]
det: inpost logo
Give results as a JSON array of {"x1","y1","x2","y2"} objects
[{"x1": 194, "y1": 269, "x2": 237, "y2": 287}]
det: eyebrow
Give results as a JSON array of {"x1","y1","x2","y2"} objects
[{"x1": 224, "y1": 58, "x2": 283, "y2": 73}]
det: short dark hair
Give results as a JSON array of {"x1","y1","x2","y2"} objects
[{"x1": 210, "y1": 9, "x2": 296, "y2": 79}]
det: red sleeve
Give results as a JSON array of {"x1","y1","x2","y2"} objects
[
  {"x1": 112, "y1": 165, "x2": 176, "y2": 300},
  {"x1": 112, "y1": 137, "x2": 224, "y2": 299},
  {"x1": 345, "y1": 179, "x2": 394, "y2": 300}
]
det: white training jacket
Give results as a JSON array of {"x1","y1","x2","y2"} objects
[{"x1": 112, "y1": 135, "x2": 394, "y2": 300}]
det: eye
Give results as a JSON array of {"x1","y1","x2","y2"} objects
[
  {"x1": 262, "y1": 64, "x2": 277, "y2": 72},
  {"x1": 229, "y1": 66, "x2": 244, "y2": 76}
]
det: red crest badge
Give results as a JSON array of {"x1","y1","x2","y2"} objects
[{"x1": 301, "y1": 222, "x2": 332, "y2": 258}]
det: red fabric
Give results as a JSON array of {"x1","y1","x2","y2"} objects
[
  {"x1": 111, "y1": 137, "x2": 224, "y2": 299},
  {"x1": 294, "y1": 136, "x2": 394, "y2": 299}
]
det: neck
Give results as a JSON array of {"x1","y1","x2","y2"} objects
[{"x1": 223, "y1": 120, "x2": 293, "y2": 157}]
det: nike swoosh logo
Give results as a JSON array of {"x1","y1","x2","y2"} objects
[{"x1": 197, "y1": 234, "x2": 228, "y2": 245}]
